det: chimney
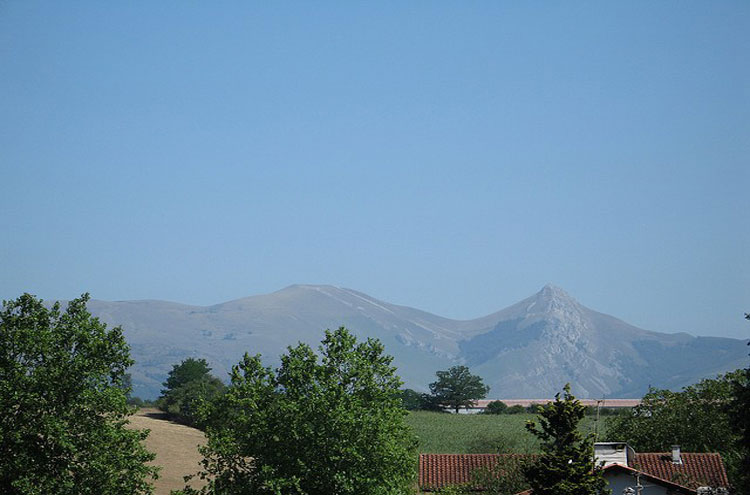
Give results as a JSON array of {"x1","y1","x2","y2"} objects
[{"x1": 671, "y1": 445, "x2": 682, "y2": 464}]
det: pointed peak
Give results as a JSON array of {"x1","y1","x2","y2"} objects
[
  {"x1": 539, "y1": 284, "x2": 571, "y2": 298},
  {"x1": 533, "y1": 284, "x2": 581, "y2": 310}
]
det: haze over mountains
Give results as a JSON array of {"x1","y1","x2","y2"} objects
[{"x1": 86, "y1": 285, "x2": 748, "y2": 400}]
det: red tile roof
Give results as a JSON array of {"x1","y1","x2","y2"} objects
[
  {"x1": 418, "y1": 452, "x2": 728, "y2": 492},
  {"x1": 419, "y1": 454, "x2": 529, "y2": 491},
  {"x1": 633, "y1": 453, "x2": 729, "y2": 489}
]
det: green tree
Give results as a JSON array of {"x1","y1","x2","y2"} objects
[
  {"x1": 178, "y1": 327, "x2": 417, "y2": 495},
  {"x1": 398, "y1": 388, "x2": 445, "y2": 412},
  {"x1": 607, "y1": 370, "x2": 744, "y2": 488},
  {"x1": 162, "y1": 358, "x2": 213, "y2": 392},
  {"x1": 429, "y1": 365, "x2": 489, "y2": 413},
  {"x1": 399, "y1": 388, "x2": 423, "y2": 410},
  {"x1": 0, "y1": 293, "x2": 158, "y2": 495},
  {"x1": 158, "y1": 358, "x2": 225, "y2": 426},
  {"x1": 523, "y1": 384, "x2": 608, "y2": 495},
  {"x1": 728, "y1": 313, "x2": 750, "y2": 494},
  {"x1": 482, "y1": 400, "x2": 508, "y2": 415}
]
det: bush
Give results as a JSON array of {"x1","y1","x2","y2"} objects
[{"x1": 482, "y1": 400, "x2": 508, "y2": 415}]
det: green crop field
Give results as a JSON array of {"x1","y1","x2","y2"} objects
[{"x1": 406, "y1": 411, "x2": 609, "y2": 454}]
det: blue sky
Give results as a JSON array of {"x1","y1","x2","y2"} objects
[{"x1": 1, "y1": 2, "x2": 748, "y2": 339}]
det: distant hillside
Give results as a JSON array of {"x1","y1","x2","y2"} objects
[{"x1": 86, "y1": 285, "x2": 748, "y2": 399}]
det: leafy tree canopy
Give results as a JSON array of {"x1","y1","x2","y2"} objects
[
  {"x1": 399, "y1": 388, "x2": 423, "y2": 410},
  {"x1": 482, "y1": 400, "x2": 508, "y2": 415},
  {"x1": 606, "y1": 369, "x2": 746, "y2": 488},
  {"x1": 730, "y1": 365, "x2": 750, "y2": 494},
  {"x1": 162, "y1": 358, "x2": 213, "y2": 393},
  {"x1": 729, "y1": 313, "x2": 750, "y2": 493},
  {"x1": 158, "y1": 358, "x2": 225, "y2": 426},
  {"x1": 523, "y1": 384, "x2": 608, "y2": 495},
  {"x1": 398, "y1": 388, "x2": 445, "y2": 412},
  {"x1": 178, "y1": 327, "x2": 417, "y2": 495},
  {"x1": 0, "y1": 293, "x2": 157, "y2": 495},
  {"x1": 429, "y1": 365, "x2": 489, "y2": 413}
]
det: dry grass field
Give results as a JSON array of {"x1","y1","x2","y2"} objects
[{"x1": 127, "y1": 408, "x2": 207, "y2": 495}]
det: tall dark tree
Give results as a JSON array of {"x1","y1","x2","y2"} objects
[
  {"x1": 158, "y1": 358, "x2": 225, "y2": 426},
  {"x1": 162, "y1": 358, "x2": 213, "y2": 393},
  {"x1": 429, "y1": 365, "x2": 489, "y2": 413},
  {"x1": 523, "y1": 384, "x2": 608, "y2": 495},
  {"x1": 0, "y1": 293, "x2": 158, "y2": 494}
]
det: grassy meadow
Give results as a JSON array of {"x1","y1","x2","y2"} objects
[{"x1": 406, "y1": 411, "x2": 609, "y2": 454}]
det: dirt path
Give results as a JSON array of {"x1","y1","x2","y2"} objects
[{"x1": 127, "y1": 408, "x2": 208, "y2": 495}]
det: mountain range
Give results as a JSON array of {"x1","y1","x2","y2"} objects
[{"x1": 85, "y1": 284, "x2": 749, "y2": 400}]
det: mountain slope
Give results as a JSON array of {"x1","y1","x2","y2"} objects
[{"x1": 85, "y1": 285, "x2": 748, "y2": 400}]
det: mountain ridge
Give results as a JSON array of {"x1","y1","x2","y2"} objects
[{"x1": 82, "y1": 284, "x2": 748, "y2": 400}]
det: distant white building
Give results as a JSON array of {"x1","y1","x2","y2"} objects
[{"x1": 445, "y1": 398, "x2": 641, "y2": 414}]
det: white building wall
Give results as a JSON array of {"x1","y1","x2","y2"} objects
[{"x1": 606, "y1": 471, "x2": 672, "y2": 495}]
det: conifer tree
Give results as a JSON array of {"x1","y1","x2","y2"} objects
[{"x1": 523, "y1": 384, "x2": 608, "y2": 495}]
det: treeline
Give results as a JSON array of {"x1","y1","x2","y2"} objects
[{"x1": 398, "y1": 389, "x2": 629, "y2": 416}]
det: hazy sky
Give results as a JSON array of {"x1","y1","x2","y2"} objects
[{"x1": 1, "y1": 2, "x2": 748, "y2": 339}]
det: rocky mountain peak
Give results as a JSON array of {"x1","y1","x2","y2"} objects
[
  {"x1": 527, "y1": 284, "x2": 583, "y2": 318},
  {"x1": 538, "y1": 283, "x2": 574, "y2": 301}
]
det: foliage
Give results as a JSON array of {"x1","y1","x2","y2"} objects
[
  {"x1": 584, "y1": 406, "x2": 630, "y2": 417},
  {"x1": 178, "y1": 327, "x2": 417, "y2": 495},
  {"x1": 607, "y1": 370, "x2": 745, "y2": 488},
  {"x1": 482, "y1": 400, "x2": 508, "y2": 415},
  {"x1": 398, "y1": 388, "x2": 445, "y2": 412},
  {"x1": 162, "y1": 358, "x2": 213, "y2": 392},
  {"x1": 399, "y1": 388, "x2": 423, "y2": 410},
  {"x1": 526, "y1": 403, "x2": 544, "y2": 414},
  {"x1": 506, "y1": 405, "x2": 526, "y2": 414},
  {"x1": 418, "y1": 391, "x2": 448, "y2": 412},
  {"x1": 0, "y1": 293, "x2": 158, "y2": 495},
  {"x1": 728, "y1": 313, "x2": 750, "y2": 494},
  {"x1": 435, "y1": 485, "x2": 469, "y2": 495},
  {"x1": 471, "y1": 455, "x2": 531, "y2": 495},
  {"x1": 159, "y1": 376, "x2": 225, "y2": 427},
  {"x1": 429, "y1": 365, "x2": 489, "y2": 413},
  {"x1": 158, "y1": 358, "x2": 225, "y2": 427},
  {"x1": 523, "y1": 384, "x2": 608, "y2": 495}
]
